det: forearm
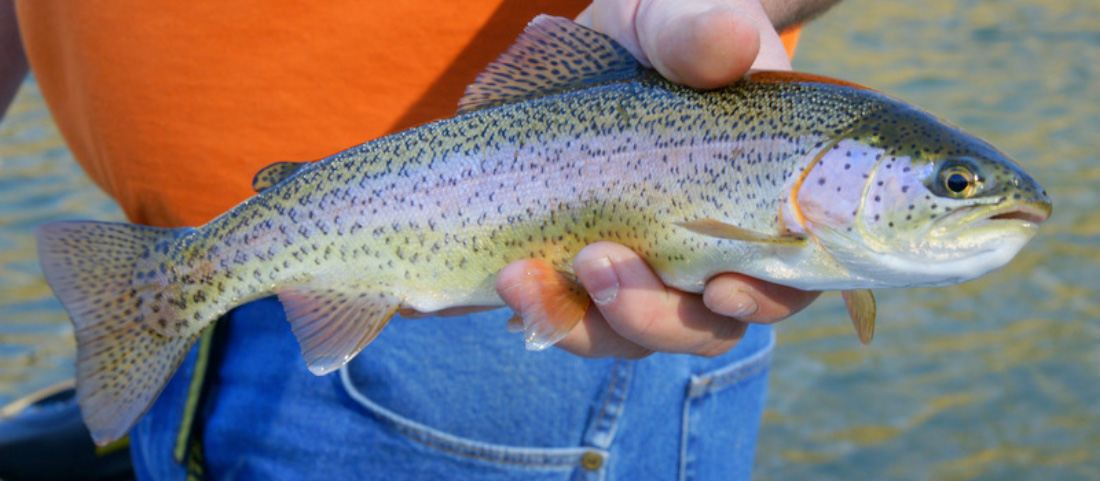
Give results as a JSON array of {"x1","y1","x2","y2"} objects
[
  {"x1": 760, "y1": 0, "x2": 843, "y2": 32},
  {"x1": 1, "y1": 0, "x2": 29, "y2": 120}
]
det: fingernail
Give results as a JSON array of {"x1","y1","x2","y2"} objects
[
  {"x1": 577, "y1": 256, "x2": 619, "y2": 305},
  {"x1": 717, "y1": 292, "x2": 758, "y2": 318}
]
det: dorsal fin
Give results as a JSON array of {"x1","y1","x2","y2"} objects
[
  {"x1": 252, "y1": 161, "x2": 309, "y2": 193},
  {"x1": 456, "y1": 15, "x2": 644, "y2": 115},
  {"x1": 746, "y1": 71, "x2": 876, "y2": 92}
]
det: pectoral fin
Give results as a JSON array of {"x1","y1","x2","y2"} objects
[
  {"x1": 500, "y1": 259, "x2": 591, "y2": 350},
  {"x1": 841, "y1": 289, "x2": 876, "y2": 345},
  {"x1": 676, "y1": 218, "x2": 807, "y2": 245}
]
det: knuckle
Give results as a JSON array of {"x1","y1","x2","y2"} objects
[
  {"x1": 701, "y1": 285, "x2": 728, "y2": 312},
  {"x1": 697, "y1": 321, "x2": 747, "y2": 357},
  {"x1": 610, "y1": 302, "x2": 666, "y2": 341}
]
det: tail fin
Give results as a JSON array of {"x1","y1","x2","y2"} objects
[{"x1": 37, "y1": 221, "x2": 202, "y2": 446}]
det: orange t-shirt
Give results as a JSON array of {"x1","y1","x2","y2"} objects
[{"x1": 16, "y1": 1, "x2": 800, "y2": 227}]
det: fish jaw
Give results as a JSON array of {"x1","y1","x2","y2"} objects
[
  {"x1": 893, "y1": 194, "x2": 1050, "y2": 286},
  {"x1": 818, "y1": 221, "x2": 1039, "y2": 289}
]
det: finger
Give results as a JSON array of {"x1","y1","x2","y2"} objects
[
  {"x1": 555, "y1": 309, "x2": 655, "y2": 359},
  {"x1": 703, "y1": 273, "x2": 820, "y2": 324},
  {"x1": 579, "y1": 0, "x2": 651, "y2": 68},
  {"x1": 573, "y1": 242, "x2": 750, "y2": 357},
  {"x1": 634, "y1": 0, "x2": 760, "y2": 88},
  {"x1": 723, "y1": 0, "x2": 794, "y2": 71}
]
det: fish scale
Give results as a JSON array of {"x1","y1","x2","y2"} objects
[{"x1": 36, "y1": 15, "x2": 1049, "y2": 445}]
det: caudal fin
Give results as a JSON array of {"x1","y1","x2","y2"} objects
[{"x1": 37, "y1": 221, "x2": 202, "y2": 445}]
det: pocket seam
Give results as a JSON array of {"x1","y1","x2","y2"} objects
[
  {"x1": 338, "y1": 366, "x2": 603, "y2": 468},
  {"x1": 687, "y1": 329, "x2": 775, "y2": 398}
]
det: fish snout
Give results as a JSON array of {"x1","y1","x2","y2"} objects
[
  {"x1": 991, "y1": 174, "x2": 1052, "y2": 224},
  {"x1": 988, "y1": 201, "x2": 1050, "y2": 224}
]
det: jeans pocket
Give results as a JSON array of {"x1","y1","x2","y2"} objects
[
  {"x1": 679, "y1": 329, "x2": 775, "y2": 481},
  {"x1": 339, "y1": 366, "x2": 610, "y2": 481}
]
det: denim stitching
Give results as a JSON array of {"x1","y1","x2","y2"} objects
[
  {"x1": 590, "y1": 359, "x2": 620, "y2": 436},
  {"x1": 583, "y1": 358, "x2": 631, "y2": 450},
  {"x1": 698, "y1": 354, "x2": 770, "y2": 393},
  {"x1": 339, "y1": 366, "x2": 600, "y2": 468},
  {"x1": 393, "y1": 423, "x2": 603, "y2": 467},
  {"x1": 687, "y1": 329, "x2": 775, "y2": 398},
  {"x1": 680, "y1": 329, "x2": 776, "y2": 481}
]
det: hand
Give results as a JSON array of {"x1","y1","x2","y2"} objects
[{"x1": 495, "y1": 0, "x2": 820, "y2": 359}]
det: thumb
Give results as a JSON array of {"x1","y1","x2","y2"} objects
[{"x1": 582, "y1": 0, "x2": 792, "y2": 89}]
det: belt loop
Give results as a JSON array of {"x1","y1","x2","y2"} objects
[{"x1": 172, "y1": 319, "x2": 224, "y2": 480}]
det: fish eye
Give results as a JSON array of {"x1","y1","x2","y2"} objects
[
  {"x1": 946, "y1": 172, "x2": 970, "y2": 193},
  {"x1": 935, "y1": 160, "x2": 981, "y2": 198}
]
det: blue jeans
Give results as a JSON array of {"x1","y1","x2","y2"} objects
[{"x1": 131, "y1": 297, "x2": 773, "y2": 480}]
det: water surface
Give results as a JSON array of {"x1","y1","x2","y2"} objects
[{"x1": 759, "y1": 1, "x2": 1099, "y2": 479}]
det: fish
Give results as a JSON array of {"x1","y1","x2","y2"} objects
[{"x1": 35, "y1": 15, "x2": 1051, "y2": 445}]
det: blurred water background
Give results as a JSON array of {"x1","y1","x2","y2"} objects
[{"x1": 0, "y1": 0, "x2": 1097, "y2": 479}]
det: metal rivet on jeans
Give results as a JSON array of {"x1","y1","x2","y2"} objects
[{"x1": 581, "y1": 451, "x2": 603, "y2": 471}]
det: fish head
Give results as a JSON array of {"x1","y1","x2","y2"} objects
[{"x1": 790, "y1": 103, "x2": 1051, "y2": 287}]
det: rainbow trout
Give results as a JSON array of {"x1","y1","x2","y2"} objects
[{"x1": 36, "y1": 16, "x2": 1050, "y2": 444}]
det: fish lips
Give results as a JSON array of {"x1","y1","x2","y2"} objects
[
  {"x1": 930, "y1": 198, "x2": 1051, "y2": 245},
  {"x1": 987, "y1": 201, "x2": 1051, "y2": 224}
]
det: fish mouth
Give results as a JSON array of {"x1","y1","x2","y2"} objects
[
  {"x1": 933, "y1": 200, "x2": 1050, "y2": 237},
  {"x1": 985, "y1": 202, "x2": 1051, "y2": 224}
]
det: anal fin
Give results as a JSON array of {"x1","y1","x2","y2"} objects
[
  {"x1": 275, "y1": 283, "x2": 399, "y2": 374},
  {"x1": 842, "y1": 289, "x2": 876, "y2": 345},
  {"x1": 504, "y1": 259, "x2": 591, "y2": 350}
]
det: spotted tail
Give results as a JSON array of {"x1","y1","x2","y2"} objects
[{"x1": 36, "y1": 221, "x2": 203, "y2": 446}]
